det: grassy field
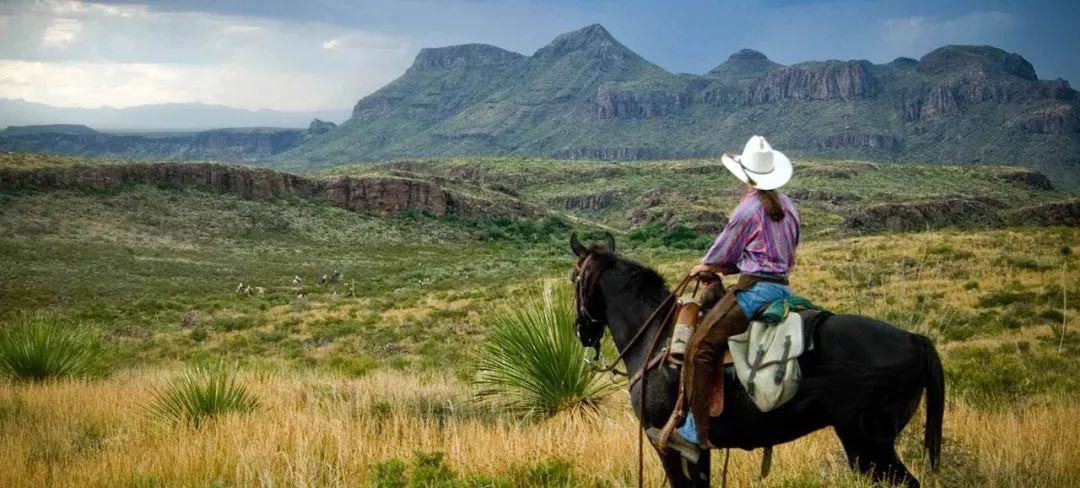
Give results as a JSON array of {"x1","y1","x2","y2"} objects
[{"x1": 1, "y1": 154, "x2": 1078, "y2": 486}]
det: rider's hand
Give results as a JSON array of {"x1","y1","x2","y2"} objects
[{"x1": 690, "y1": 263, "x2": 718, "y2": 277}]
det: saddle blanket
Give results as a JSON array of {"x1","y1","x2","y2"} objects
[{"x1": 728, "y1": 311, "x2": 805, "y2": 412}]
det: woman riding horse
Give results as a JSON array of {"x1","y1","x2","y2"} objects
[
  {"x1": 680, "y1": 135, "x2": 799, "y2": 452},
  {"x1": 568, "y1": 136, "x2": 943, "y2": 487}
]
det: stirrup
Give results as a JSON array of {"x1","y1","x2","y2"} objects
[{"x1": 646, "y1": 427, "x2": 700, "y2": 464}]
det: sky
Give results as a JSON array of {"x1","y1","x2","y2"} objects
[{"x1": 0, "y1": 0, "x2": 1077, "y2": 112}]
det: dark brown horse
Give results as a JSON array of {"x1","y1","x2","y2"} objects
[{"x1": 570, "y1": 234, "x2": 943, "y2": 488}]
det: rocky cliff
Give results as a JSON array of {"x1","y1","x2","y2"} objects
[{"x1": 0, "y1": 162, "x2": 533, "y2": 219}]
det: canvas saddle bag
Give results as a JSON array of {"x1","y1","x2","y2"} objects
[{"x1": 728, "y1": 308, "x2": 805, "y2": 412}]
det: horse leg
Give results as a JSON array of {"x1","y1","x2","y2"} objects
[
  {"x1": 652, "y1": 447, "x2": 710, "y2": 488},
  {"x1": 835, "y1": 424, "x2": 920, "y2": 488},
  {"x1": 653, "y1": 447, "x2": 693, "y2": 488},
  {"x1": 875, "y1": 444, "x2": 920, "y2": 488}
]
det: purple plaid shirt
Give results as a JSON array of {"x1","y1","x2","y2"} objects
[{"x1": 702, "y1": 190, "x2": 800, "y2": 276}]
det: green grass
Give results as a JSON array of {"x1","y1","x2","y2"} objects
[
  {"x1": 147, "y1": 365, "x2": 261, "y2": 427},
  {"x1": 0, "y1": 315, "x2": 108, "y2": 381},
  {"x1": 473, "y1": 284, "x2": 618, "y2": 418}
]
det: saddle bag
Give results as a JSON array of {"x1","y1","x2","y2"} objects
[{"x1": 728, "y1": 311, "x2": 804, "y2": 412}]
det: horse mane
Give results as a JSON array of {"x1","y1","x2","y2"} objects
[{"x1": 585, "y1": 246, "x2": 668, "y2": 301}]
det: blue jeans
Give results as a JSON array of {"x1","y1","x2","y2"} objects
[
  {"x1": 678, "y1": 281, "x2": 791, "y2": 444},
  {"x1": 736, "y1": 282, "x2": 791, "y2": 319}
]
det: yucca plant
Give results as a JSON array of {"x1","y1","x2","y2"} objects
[
  {"x1": 0, "y1": 315, "x2": 107, "y2": 381},
  {"x1": 474, "y1": 283, "x2": 618, "y2": 418},
  {"x1": 148, "y1": 365, "x2": 260, "y2": 428}
]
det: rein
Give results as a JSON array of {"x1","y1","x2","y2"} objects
[{"x1": 574, "y1": 253, "x2": 694, "y2": 488}]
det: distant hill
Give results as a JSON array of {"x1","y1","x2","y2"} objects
[
  {"x1": 0, "y1": 99, "x2": 349, "y2": 131},
  {"x1": 0, "y1": 125, "x2": 319, "y2": 162},
  {"x1": 281, "y1": 24, "x2": 1080, "y2": 185}
]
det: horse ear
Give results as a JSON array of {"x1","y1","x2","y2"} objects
[
  {"x1": 604, "y1": 232, "x2": 616, "y2": 254},
  {"x1": 570, "y1": 233, "x2": 587, "y2": 257}
]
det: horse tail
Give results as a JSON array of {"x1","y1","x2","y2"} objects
[{"x1": 914, "y1": 334, "x2": 944, "y2": 470}]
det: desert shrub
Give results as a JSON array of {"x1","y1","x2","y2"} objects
[
  {"x1": 369, "y1": 458, "x2": 408, "y2": 488},
  {"x1": 628, "y1": 222, "x2": 710, "y2": 249},
  {"x1": 994, "y1": 255, "x2": 1053, "y2": 271},
  {"x1": 925, "y1": 243, "x2": 974, "y2": 260},
  {"x1": 473, "y1": 284, "x2": 618, "y2": 418},
  {"x1": 977, "y1": 286, "x2": 1037, "y2": 308},
  {"x1": 1038, "y1": 309, "x2": 1064, "y2": 323},
  {"x1": 366, "y1": 452, "x2": 583, "y2": 488},
  {"x1": 190, "y1": 326, "x2": 209, "y2": 342},
  {"x1": 212, "y1": 314, "x2": 260, "y2": 332},
  {"x1": 147, "y1": 365, "x2": 260, "y2": 427},
  {"x1": 0, "y1": 315, "x2": 108, "y2": 381}
]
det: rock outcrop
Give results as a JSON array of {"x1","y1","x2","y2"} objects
[
  {"x1": 746, "y1": 61, "x2": 878, "y2": 103},
  {"x1": 0, "y1": 162, "x2": 533, "y2": 219},
  {"x1": 998, "y1": 169, "x2": 1054, "y2": 190},
  {"x1": 843, "y1": 196, "x2": 1002, "y2": 232},
  {"x1": 812, "y1": 133, "x2": 896, "y2": 150},
  {"x1": 551, "y1": 147, "x2": 654, "y2": 160},
  {"x1": 1017, "y1": 105, "x2": 1078, "y2": 134},
  {"x1": 550, "y1": 190, "x2": 620, "y2": 210},
  {"x1": 1007, "y1": 199, "x2": 1080, "y2": 226},
  {"x1": 594, "y1": 85, "x2": 691, "y2": 119}
]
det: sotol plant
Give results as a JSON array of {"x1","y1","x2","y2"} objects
[
  {"x1": 148, "y1": 365, "x2": 260, "y2": 427},
  {"x1": 474, "y1": 284, "x2": 618, "y2": 418},
  {"x1": 0, "y1": 315, "x2": 108, "y2": 381}
]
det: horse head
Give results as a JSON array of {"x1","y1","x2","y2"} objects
[{"x1": 569, "y1": 232, "x2": 617, "y2": 356}]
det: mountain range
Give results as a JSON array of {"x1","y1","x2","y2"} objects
[
  {"x1": 0, "y1": 98, "x2": 349, "y2": 131},
  {"x1": 282, "y1": 24, "x2": 1080, "y2": 185}
]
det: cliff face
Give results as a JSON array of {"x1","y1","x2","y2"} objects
[
  {"x1": 0, "y1": 162, "x2": 532, "y2": 219},
  {"x1": 594, "y1": 85, "x2": 691, "y2": 119},
  {"x1": 746, "y1": 61, "x2": 878, "y2": 103}
]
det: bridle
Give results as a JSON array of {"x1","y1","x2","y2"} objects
[
  {"x1": 573, "y1": 252, "x2": 694, "y2": 377},
  {"x1": 572, "y1": 253, "x2": 609, "y2": 362}
]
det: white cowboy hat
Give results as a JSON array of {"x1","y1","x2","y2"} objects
[{"x1": 721, "y1": 135, "x2": 793, "y2": 190}]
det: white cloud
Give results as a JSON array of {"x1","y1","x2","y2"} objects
[
  {"x1": 0, "y1": 2, "x2": 416, "y2": 110},
  {"x1": 41, "y1": 18, "x2": 82, "y2": 48}
]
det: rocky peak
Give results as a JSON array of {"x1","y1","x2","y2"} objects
[
  {"x1": 888, "y1": 57, "x2": 919, "y2": 70},
  {"x1": 918, "y1": 45, "x2": 1037, "y2": 80},
  {"x1": 411, "y1": 44, "x2": 525, "y2": 69},
  {"x1": 728, "y1": 49, "x2": 769, "y2": 63},
  {"x1": 532, "y1": 24, "x2": 630, "y2": 62},
  {"x1": 308, "y1": 119, "x2": 337, "y2": 135},
  {"x1": 707, "y1": 48, "x2": 782, "y2": 80}
]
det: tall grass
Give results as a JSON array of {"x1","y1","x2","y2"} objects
[
  {"x1": 474, "y1": 284, "x2": 618, "y2": 418},
  {"x1": 0, "y1": 315, "x2": 107, "y2": 381},
  {"x1": 147, "y1": 365, "x2": 260, "y2": 427}
]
